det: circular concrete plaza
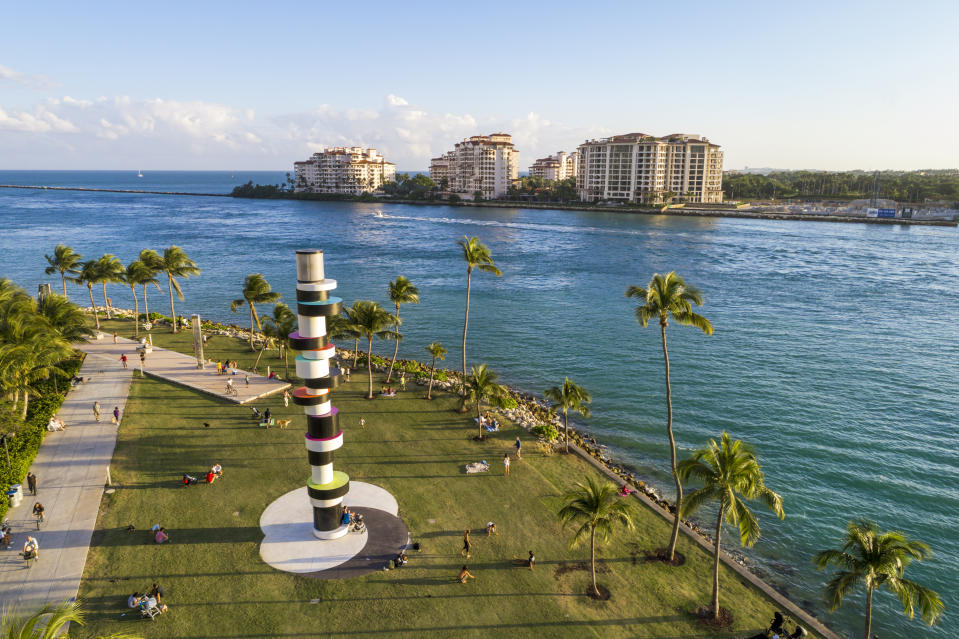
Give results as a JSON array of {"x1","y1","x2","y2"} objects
[{"x1": 259, "y1": 482, "x2": 409, "y2": 579}]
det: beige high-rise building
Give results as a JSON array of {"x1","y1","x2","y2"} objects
[
  {"x1": 431, "y1": 133, "x2": 519, "y2": 199},
  {"x1": 529, "y1": 151, "x2": 578, "y2": 181},
  {"x1": 294, "y1": 147, "x2": 395, "y2": 195},
  {"x1": 428, "y1": 151, "x2": 454, "y2": 189},
  {"x1": 576, "y1": 133, "x2": 723, "y2": 203}
]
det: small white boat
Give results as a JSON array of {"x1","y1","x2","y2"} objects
[
  {"x1": 373, "y1": 210, "x2": 384, "y2": 218},
  {"x1": 137, "y1": 170, "x2": 143, "y2": 178}
]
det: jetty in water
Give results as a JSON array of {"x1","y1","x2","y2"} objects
[{"x1": 0, "y1": 184, "x2": 229, "y2": 197}]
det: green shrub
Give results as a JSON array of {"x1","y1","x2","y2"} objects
[
  {"x1": 434, "y1": 370, "x2": 448, "y2": 382},
  {"x1": 532, "y1": 422, "x2": 559, "y2": 442},
  {"x1": 501, "y1": 395, "x2": 518, "y2": 410}
]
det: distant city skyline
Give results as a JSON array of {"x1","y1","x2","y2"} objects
[{"x1": 1, "y1": 0, "x2": 957, "y2": 171}]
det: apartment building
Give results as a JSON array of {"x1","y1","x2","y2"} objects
[
  {"x1": 293, "y1": 147, "x2": 395, "y2": 194},
  {"x1": 431, "y1": 133, "x2": 519, "y2": 199},
  {"x1": 528, "y1": 151, "x2": 579, "y2": 181},
  {"x1": 576, "y1": 133, "x2": 723, "y2": 203},
  {"x1": 428, "y1": 151, "x2": 454, "y2": 188}
]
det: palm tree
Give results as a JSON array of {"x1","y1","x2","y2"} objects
[
  {"x1": 123, "y1": 260, "x2": 161, "y2": 338},
  {"x1": 424, "y1": 342, "x2": 447, "y2": 400},
  {"x1": 557, "y1": 475, "x2": 635, "y2": 597},
  {"x1": 457, "y1": 236, "x2": 502, "y2": 377},
  {"x1": 677, "y1": 431, "x2": 785, "y2": 621},
  {"x1": 37, "y1": 293, "x2": 94, "y2": 344},
  {"x1": 0, "y1": 600, "x2": 144, "y2": 638},
  {"x1": 156, "y1": 246, "x2": 200, "y2": 333},
  {"x1": 261, "y1": 302, "x2": 297, "y2": 377},
  {"x1": 385, "y1": 276, "x2": 420, "y2": 382},
  {"x1": 544, "y1": 377, "x2": 591, "y2": 454},
  {"x1": 230, "y1": 273, "x2": 282, "y2": 350},
  {"x1": 76, "y1": 259, "x2": 105, "y2": 332},
  {"x1": 326, "y1": 313, "x2": 361, "y2": 367},
  {"x1": 465, "y1": 364, "x2": 510, "y2": 437},
  {"x1": 814, "y1": 520, "x2": 944, "y2": 639},
  {"x1": 137, "y1": 249, "x2": 163, "y2": 325},
  {"x1": 94, "y1": 254, "x2": 125, "y2": 319},
  {"x1": 626, "y1": 272, "x2": 713, "y2": 562},
  {"x1": 343, "y1": 301, "x2": 399, "y2": 399},
  {"x1": 43, "y1": 244, "x2": 83, "y2": 298}
]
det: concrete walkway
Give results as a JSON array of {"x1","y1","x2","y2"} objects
[
  {"x1": 0, "y1": 352, "x2": 132, "y2": 610},
  {"x1": 84, "y1": 335, "x2": 290, "y2": 404}
]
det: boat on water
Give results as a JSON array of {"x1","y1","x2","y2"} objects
[
  {"x1": 373, "y1": 210, "x2": 384, "y2": 218},
  {"x1": 137, "y1": 170, "x2": 143, "y2": 178}
]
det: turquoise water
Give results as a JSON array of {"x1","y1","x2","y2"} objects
[{"x1": 1, "y1": 171, "x2": 956, "y2": 638}]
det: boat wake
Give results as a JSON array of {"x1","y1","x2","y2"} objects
[{"x1": 371, "y1": 211, "x2": 655, "y2": 238}]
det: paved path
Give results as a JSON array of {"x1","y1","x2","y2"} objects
[
  {"x1": 0, "y1": 352, "x2": 132, "y2": 609},
  {"x1": 84, "y1": 335, "x2": 290, "y2": 404}
]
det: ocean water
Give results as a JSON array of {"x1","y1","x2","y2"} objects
[{"x1": 1, "y1": 171, "x2": 956, "y2": 638}]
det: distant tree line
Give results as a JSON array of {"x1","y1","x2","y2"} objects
[
  {"x1": 723, "y1": 169, "x2": 959, "y2": 204},
  {"x1": 507, "y1": 176, "x2": 577, "y2": 202}
]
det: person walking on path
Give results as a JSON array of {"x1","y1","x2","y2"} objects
[
  {"x1": 461, "y1": 529, "x2": 471, "y2": 558},
  {"x1": 245, "y1": 375, "x2": 250, "y2": 387},
  {"x1": 283, "y1": 390, "x2": 290, "y2": 408},
  {"x1": 112, "y1": 406, "x2": 121, "y2": 425},
  {"x1": 112, "y1": 332, "x2": 118, "y2": 344},
  {"x1": 93, "y1": 401, "x2": 101, "y2": 422},
  {"x1": 514, "y1": 437, "x2": 522, "y2": 459},
  {"x1": 26, "y1": 471, "x2": 37, "y2": 495},
  {"x1": 120, "y1": 354, "x2": 128, "y2": 369},
  {"x1": 503, "y1": 453, "x2": 510, "y2": 476},
  {"x1": 458, "y1": 566, "x2": 474, "y2": 584},
  {"x1": 139, "y1": 351, "x2": 146, "y2": 367}
]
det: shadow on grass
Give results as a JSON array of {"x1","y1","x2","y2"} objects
[{"x1": 90, "y1": 526, "x2": 262, "y2": 546}]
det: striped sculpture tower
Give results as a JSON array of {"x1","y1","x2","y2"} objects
[{"x1": 290, "y1": 249, "x2": 349, "y2": 540}]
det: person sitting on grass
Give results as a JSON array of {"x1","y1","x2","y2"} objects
[
  {"x1": 396, "y1": 550, "x2": 408, "y2": 566},
  {"x1": 458, "y1": 565, "x2": 474, "y2": 584},
  {"x1": 206, "y1": 471, "x2": 216, "y2": 484},
  {"x1": 154, "y1": 527, "x2": 169, "y2": 544},
  {"x1": 211, "y1": 463, "x2": 222, "y2": 477},
  {"x1": 127, "y1": 592, "x2": 142, "y2": 608},
  {"x1": 619, "y1": 484, "x2": 632, "y2": 497},
  {"x1": 182, "y1": 473, "x2": 198, "y2": 486},
  {"x1": 47, "y1": 416, "x2": 65, "y2": 431},
  {"x1": 149, "y1": 582, "x2": 167, "y2": 604}
]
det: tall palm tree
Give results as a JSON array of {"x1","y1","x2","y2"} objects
[
  {"x1": 385, "y1": 276, "x2": 420, "y2": 382},
  {"x1": 43, "y1": 244, "x2": 83, "y2": 298},
  {"x1": 261, "y1": 302, "x2": 297, "y2": 377},
  {"x1": 814, "y1": 520, "x2": 944, "y2": 639},
  {"x1": 0, "y1": 600, "x2": 144, "y2": 639},
  {"x1": 326, "y1": 313, "x2": 361, "y2": 367},
  {"x1": 626, "y1": 272, "x2": 713, "y2": 562},
  {"x1": 457, "y1": 236, "x2": 501, "y2": 377},
  {"x1": 343, "y1": 300, "x2": 399, "y2": 399},
  {"x1": 76, "y1": 259, "x2": 105, "y2": 332},
  {"x1": 123, "y1": 260, "x2": 161, "y2": 338},
  {"x1": 156, "y1": 246, "x2": 200, "y2": 333},
  {"x1": 557, "y1": 475, "x2": 635, "y2": 597},
  {"x1": 424, "y1": 342, "x2": 447, "y2": 400},
  {"x1": 544, "y1": 377, "x2": 592, "y2": 454},
  {"x1": 94, "y1": 254, "x2": 125, "y2": 319},
  {"x1": 137, "y1": 249, "x2": 163, "y2": 325},
  {"x1": 677, "y1": 431, "x2": 785, "y2": 620},
  {"x1": 465, "y1": 364, "x2": 510, "y2": 437},
  {"x1": 230, "y1": 273, "x2": 282, "y2": 350},
  {"x1": 37, "y1": 293, "x2": 94, "y2": 344}
]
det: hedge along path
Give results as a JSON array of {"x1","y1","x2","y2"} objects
[{"x1": 0, "y1": 347, "x2": 132, "y2": 610}]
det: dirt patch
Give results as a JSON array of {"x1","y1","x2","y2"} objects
[
  {"x1": 586, "y1": 583, "x2": 611, "y2": 601},
  {"x1": 695, "y1": 605, "x2": 734, "y2": 630},
  {"x1": 643, "y1": 547, "x2": 686, "y2": 566}
]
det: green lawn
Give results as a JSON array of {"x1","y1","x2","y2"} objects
[{"x1": 75, "y1": 319, "x2": 819, "y2": 638}]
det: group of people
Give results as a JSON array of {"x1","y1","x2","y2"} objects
[
  {"x1": 91, "y1": 402, "x2": 122, "y2": 425},
  {"x1": 216, "y1": 360, "x2": 239, "y2": 375},
  {"x1": 183, "y1": 462, "x2": 222, "y2": 486},
  {"x1": 457, "y1": 525, "x2": 534, "y2": 583},
  {"x1": 479, "y1": 412, "x2": 500, "y2": 432},
  {"x1": 127, "y1": 583, "x2": 168, "y2": 615},
  {"x1": 47, "y1": 415, "x2": 67, "y2": 431},
  {"x1": 379, "y1": 386, "x2": 397, "y2": 397}
]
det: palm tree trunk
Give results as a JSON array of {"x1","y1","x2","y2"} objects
[
  {"x1": 102, "y1": 283, "x2": 112, "y2": 319},
  {"x1": 427, "y1": 358, "x2": 436, "y2": 400},
  {"x1": 662, "y1": 322, "x2": 683, "y2": 561},
  {"x1": 249, "y1": 304, "x2": 256, "y2": 350},
  {"x1": 168, "y1": 274, "x2": 177, "y2": 333},
  {"x1": 61, "y1": 273, "x2": 68, "y2": 297},
  {"x1": 21, "y1": 390, "x2": 29, "y2": 421},
  {"x1": 143, "y1": 284, "x2": 150, "y2": 322},
  {"x1": 353, "y1": 338, "x2": 359, "y2": 367},
  {"x1": 477, "y1": 398, "x2": 483, "y2": 438},
  {"x1": 864, "y1": 587, "x2": 873, "y2": 639},
  {"x1": 284, "y1": 346, "x2": 289, "y2": 378},
  {"x1": 88, "y1": 284, "x2": 100, "y2": 331},
  {"x1": 564, "y1": 410, "x2": 569, "y2": 454},
  {"x1": 366, "y1": 336, "x2": 374, "y2": 399},
  {"x1": 253, "y1": 343, "x2": 267, "y2": 370},
  {"x1": 590, "y1": 526, "x2": 598, "y2": 597},
  {"x1": 387, "y1": 305, "x2": 400, "y2": 382},
  {"x1": 462, "y1": 268, "x2": 472, "y2": 377},
  {"x1": 131, "y1": 286, "x2": 140, "y2": 337},
  {"x1": 712, "y1": 504, "x2": 723, "y2": 619}
]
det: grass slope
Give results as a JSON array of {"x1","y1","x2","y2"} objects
[{"x1": 76, "y1": 320, "x2": 817, "y2": 638}]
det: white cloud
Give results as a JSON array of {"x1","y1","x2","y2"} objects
[
  {"x1": 0, "y1": 93, "x2": 602, "y2": 169},
  {"x1": 0, "y1": 64, "x2": 54, "y2": 90}
]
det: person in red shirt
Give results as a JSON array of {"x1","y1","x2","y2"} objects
[{"x1": 120, "y1": 354, "x2": 128, "y2": 369}]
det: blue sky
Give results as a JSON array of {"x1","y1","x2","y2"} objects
[{"x1": 1, "y1": 0, "x2": 956, "y2": 170}]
